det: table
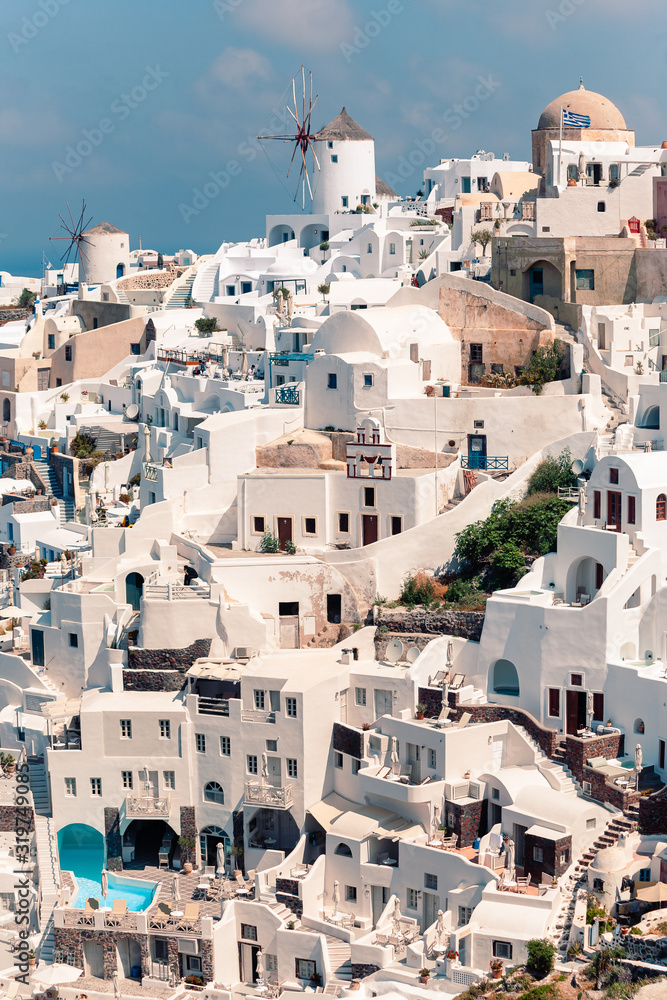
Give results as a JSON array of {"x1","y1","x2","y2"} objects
[
  {"x1": 236, "y1": 887, "x2": 251, "y2": 896},
  {"x1": 382, "y1": 858, "x2": 398, "y2": 866},
  {"x1": 432, "y1": 945, "x2": 446, "y2": 955},
  {"x1": 427, "y1": 840, "x2": 442, "y2": 847},
  {"x1": 264, "y1": 838, "x2": 276, "y2": 847},
  {"x1": 171, "y1": 910, "x2": 183, "y2": 917},
  {"x1": 327, "y1": 913, "x2": 343, "y2": 923}
]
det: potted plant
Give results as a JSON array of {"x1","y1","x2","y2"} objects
[
  {"x1": 286, "y1": 920, "x2": 295, "y2": 930},
  {"x1": 178, "y1": 835, "x2": 196, "y2": 873},
  {"x1": 490, "y1": 959, "x2": 503, "y2": 979},
  {"x1": 416, "y1": 703, "x2": 427, "y2": 720},
  {"x1": 1, "y1": 753, "x2": 15, "y2": 775},
  {"x1": 28, "y1": 949, "x2": 36, "y2": 968},
  {"x1": 38, "y1": 420, "x2": 47, "y2": 430},
  {"x1": 446, "y1": 949, "x2": 459, "y2": 964},
  {"x1": 419, "y1": 968, "x2": 430, "y2": 985},
  {"x1": 310, "y1": 972, "x2": 322, "y2": 987}
]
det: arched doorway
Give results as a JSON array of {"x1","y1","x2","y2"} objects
[
  {"x1": 490, "y1": 658, "x2": 520, "y2": 697},
  {"x1": 268, "y1": 225, "x2": 295, "y2": 247},
  {"x1": 640, "y1": 405, "x2": 659, "y2": 429},
  {"x1": 2, "y1": 399, "x2": 10, "y2": 424},
  {"x1": 522, "y1": 259, "x2": 563, "y2": 303},
  {"x1": 200, "y1": 826, "x2": 230, "y2": 871},
  {"x1": 58, "y1": 823, "x2": 105, "y2": 874},
  {"x1": 299, "y1": 224, "x2": 325, "y2": 253},
  {"x1": 116, "y1": 263, "x2": 126, "y2": 279},
  {"x1": 125, "y1": 572, "x2": 144, "y2": 610}
]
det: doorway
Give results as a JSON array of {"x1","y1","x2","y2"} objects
[
  {"x1": 239, "y1": 943, "x2": 259, "y2": 984},
  {"x1": 83, "y1": 941, "x2": 104, "y2": 979},
  {"x1": 467, "y1": 435, "x2": 487, "y2": 470},
  {"x1": 423, "y1": 891, "x2": 440, "y2": 932},
  {"x1": 371, "y1": 885, "x2": 389, "y2": 925},
  {"x1": 142, "y1": 769, "x2": 159, "y2": 797},
  {"x1": 125, "y1": 572, "x2": 144, "y2": 610},
  {"x1": 279, "y1": 601, "x2": 299, "y2": 648},
  {"x1": 116, "y1": 937, "x2": 142, "y2": 979},
  {"x1": 607, "y1": 491, "x2": 622, "y2": 531},
  {"x1": 566, "y1": 690, "x2": 586, "y2": 735},
  {"x1": 327, "y1": 594, "x2": 342, "y2": 624},
  {"x1": 31, "y1": 629, "x2": 45, "y2": 667},
  {"x1": 362, "y1": 514, "x2": 378, "y2": 545},
  {"x1": 277, "y1": 517, "x2": 293, "y2": 550},
  {"x1": 406, "y1": 743, "x2": 421, "y2": 783},
  {"x1": 512, "y1": 824, "x2": 527, "y2": 867},
  {"x1": 529, "y1": 267, "x2": 544, "y2": 301},
  {"x1": 266, "y1": 756, "x2": 282, "y2": 787},
  {"x1": 374, "y1": 689, "x2": 393, "y2": 718}
]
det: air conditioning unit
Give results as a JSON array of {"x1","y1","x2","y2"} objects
[
  {"x1": 178, "y1": 939, "x2": 200, "y2": 955},
  {"x1": 234, "y1": 646, "x2": 254, "y2": 659},
  {"x1": 446, "y1": 781, "x2": 469, "y2": 801},
  {"x1": 468, "y1": 780, "x2": 484, "y2": 800}
]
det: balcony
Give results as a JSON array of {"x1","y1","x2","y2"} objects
[
  {"x1": 244, "y1": 781, "x2": 293, "y2": 809},
  {"x1": 241, "y1": 709, "x2": 276, "y2": 724},
  {"x1": 144, "y1": 582, "x2": 211, "y2": 600},
  {"x1": 461, "y1": 455, "x2": 509, "y2": 471},
  {"x1": 125, "y1": 793, "x2": 171, "y2": 818},
  {"x1": 197, "y1": 696, "x2": 230, "y2": 716},
  {"x1": 274, "y1": 385, "x2": 300, "y2": 405},
  {"x1": 144, "y1": 464, "x2": 159, "y2": 482}
]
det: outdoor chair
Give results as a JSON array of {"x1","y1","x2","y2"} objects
[
  {"x1": 455, "y1": 712, "x2": 471, "y2": 729},
  {"x1": 150, "y1": 902, "x2": 171, "y2": 928},
  {"x1": 177, "y1": 902, "x2": 199, "y2": 930},
  {"x1": 450, "y1": 673, "x2": 466, "y2": 690},
  {"x1": 515, "y1": 875, "x2": 530, "y2": 893},
  {"x1": 80, "y1": 897, "x2": 99, "y2": 924},
  {"x1": 105, "y1": 899, "x2": 127, "y2": 926}
]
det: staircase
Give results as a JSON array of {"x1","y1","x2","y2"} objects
[
  {"x1": 27, "y1": 756, "x2": 51, "y2": 815},
  {"x1": 117, "y1": 612, "x2": 140, "y2": 651},
  {"x1": 191, "y1": 260, "x2": 219, "y2": 304},
  {"x1": 324, "y1": 936, "x2": 353, "y2": 984},
  {"x1": 34, "y1": 815, "x2": 61, "y2": 964},
  {"x1": 114, "y1": 286, "x2": 131, "y2": 305},
  {"x1": 165, "y1": 271, "x2": 197, "y2": 309},
  {"x1": 519, "y1": 729, "x2": 580, "y2": 795},
  {"x1": 33, "y1": 458, "x2": 75, "y2": 526}
]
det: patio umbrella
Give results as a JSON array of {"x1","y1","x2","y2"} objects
[
  {"x1": 436, "y1": 909, "x2": 445, "y2": 943},
  {"x1": 332, "y1": 880, "x2": 340, "y2": 916},
  {"x1": 32, "y1": 964, "x2": 84, "y2": 985},
  {"x1": 113, "y1": 971, "x2": 121, "y2": 1000},
  {"x1": 256, "y1": 949, "x2": 265, "y2": 981},
  {"x1": 286, "y1": 291, "x2": 294, "y2": 326},
  {"x1": 390, "y1": 737, "x2": 399, "y2": 766},
  {"x1": 275, "y1": 290, "x2": 284, "y2": 319},
  {"x1": 504, "y1": 838, "x2": 515, "y2": 882},
  {"x1": 262, "y1": 752, "x2": 269, "y2": 783},
  {"x1": 240, "y1": 348, "x2": 248, "y2": 380},
  {"x1": 636, "y1": 883, "x2": 667, "y2": 907},
  {"x1": 216, "y1": 841, "x2": 226, "y2": 875},
  {"x1": 431, "y1": 804, "x2": 440, "y2": 842},
  {"x1": 635, "y1": 743, "x2": 643, "y2": 790},
  {"x1": 172, "y1": 873, "x2": 181, "y2": 903},
  {"x1": 101, "y1": 869, "x2": 108, "y2": 906},
  {"x1": 446, "y1": 640, "x2": 454, "y2": 669}
]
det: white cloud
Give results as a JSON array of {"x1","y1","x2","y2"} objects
[
  {"x1": 234, "y1": 0, "x2": 356, "y2": 51},
  {"x1": 208, "y1": 47, "x2": 272, "y2": 89}
]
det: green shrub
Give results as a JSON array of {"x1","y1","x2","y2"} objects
[
  {"x1": 69, "y1": 432, "x2": 96, "y2": 459},
  {"x1": 519, "y1": 340, "x2": 564, "y2": 395},
  {"x1": 527, "y1": 448, "x2": 577, "y2": 495},
  {"x1": 259, "y1": 531, "x2": 279, "y2": 554},
  {"x1": 525, "y1": 938, "x2": 556, "y2": 979},
  {"x1": 18, "y1": 288, "x2": 36, "y2": 309},
  {"x1": 284, "y1": 540, "x2": 297, "y2": 555},
  {"x1": 491, "y1": 541, "x2": 526, "y2": 588},
  {"x1": 516, "y1": 986, "x2": 556, "y2": 1000},
  {"x1": 194, "y1": 317, "x2": 219, "y2": 335}
]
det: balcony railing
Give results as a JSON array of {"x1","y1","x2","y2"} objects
[
  {"x1": 125, "y1": 794, "x2": 171, "y2": 818},
  {"x1": 241, "y1": 709, "x2": 276, "y2": 724},
  {"x1": 274, "y1": 385, "x2": 300, "y2": 405},
  {"x1": 461, "y1": 455, "x2": 509, "y2": 471},
  {"x1": 144, "y1": 464, "x2": 159, "y2": 482},
  {"x1": 197, "y1": 696, "x2": 230, "y2": 716},
  {"x1": 244, "y1": 782, "x2": 293, "y2": 809},
  {"x1": 144, "y1": 583, "x2": 211, "y2": 600}
]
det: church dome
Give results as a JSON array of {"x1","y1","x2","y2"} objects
[
  {"x1": 590, "y1": 846, "x2": 629, "y2": 873},
  {"x1": 537, "y1": 83, "x2": 627, "y2": 131}
]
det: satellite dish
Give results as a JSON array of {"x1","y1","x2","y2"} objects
[
  {"x1": 406, "y1": 646, "x2": 421, "y2": 663},
  {"x1": 571, "y1": 459, "x2": 584, "y2": 475},
  {"x1": 125, "y1": 403, "x2": 139, "y2": 420},
  {"x1": 386, "y1": 640, "x2": 404, "y2": 663}
]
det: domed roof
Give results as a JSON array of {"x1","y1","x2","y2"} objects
[
  {"x1": 537, "y1": 83, "x2": 626, "y2": 131},
  {"x1": 590, "y1": 845, "x2": 629, "y2": 872}
]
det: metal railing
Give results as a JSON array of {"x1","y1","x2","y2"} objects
[
  {"x1": 244, "y1": 782, "x2": 293, "y2": 809},
  {"x1": 461, "y1": 455, "x2": 509, "y2": 471},
  {"x1": 557, "y1": 487, "x2": 580, "y2": 501},
  {"x1": 125, "y1": 794, "x2": 171, "y2": 817},
  {"x1": 274, "y1": 385, "x2": 300, "y2": 405}
]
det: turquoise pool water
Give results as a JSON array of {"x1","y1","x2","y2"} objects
[{"x1": 58, "y1": 825, "x2": 157, "y2": 911}]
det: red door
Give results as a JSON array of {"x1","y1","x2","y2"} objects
[
  {"x1": 362, "y1": 515, "x2": 378, "y2": 546},
  {"x1": 607, "y1": 491, "x2": 622, "y2": 531},
  {"x1": 656, "y1": 180, "x2": 667, "y2": 238},
  {"x1": 277, "y1": 517, "x2": 292, "y2": 550}
]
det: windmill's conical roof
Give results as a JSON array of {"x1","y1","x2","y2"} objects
[
  {"x1": 314, "y1": 108, "x2": 373, "y2": 142},
  {"x1": 83, "y1": 221, "x2": 128, "y2": 236}
]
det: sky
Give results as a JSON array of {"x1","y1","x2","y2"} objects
[{"x1": 0, "y1": 0, "x2": 664, "y2": 277}]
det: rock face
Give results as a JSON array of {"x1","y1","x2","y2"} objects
[
  {"x1": 375, "y1": 609, "x2": 485, "y2": 641},
  {"x1": 118, "y1": 267, "x2": 184, "y2": 290}
]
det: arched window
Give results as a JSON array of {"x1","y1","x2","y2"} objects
[
  {"x1": 334, "y1": 842, "x2": 352, "y2": 857},
  {"x1": 641, "y1": 405, "x2": 659, "y2": 430},
  {"x1": 203, "y1": 781, "x2": 224, "y2": 804},
  {"x1": 2, "y1": 399, "x2": 10, "y2": 423},
  {"x1": 491, "y1": 659, "x2": 520, "y2": 697},
  {"x1": 657, "y1": 495, "x2": 666, "y2": 521},
  {"x1": 634, "y1": 719, "x2": 645, "y2": 735}
]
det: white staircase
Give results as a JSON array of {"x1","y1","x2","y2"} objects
[
  {"x1": 268, "y1": 900, "x2": 301, "y2": 929},
  {"x1": 34, "y1": 815, "x2": 61, "y2": 963},
  {"x1": 27, "y1": 757, "x2": 51, "y2": 815},
  {"x1": 191, "y1": 260, "x2": 220, "y2": 303},
  {"x1": 325, "y1": 936, "x2": 353, "y2": 984}
]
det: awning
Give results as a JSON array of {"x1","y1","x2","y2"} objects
[
  {"x1": 525, "y1": 824, "x2": 562, "y2": 840},
  {"x1": 308, "y1": 792, "x2": 425, "y2": 840},
  {"x1": 307, "y1": 793, "x2": 356, "y2": 832},
  {"x1": 42, "y1": 698, "x2": 82, "y2": 720},
  {"x1": 636, "y1": 882, "x2": 667, "y2": 903}
]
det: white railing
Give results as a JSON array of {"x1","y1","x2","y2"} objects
[
  {"x1": 125, "y1": 794, "x2": 171, "y2": 817},
  {"x1": 244, "y1": 782, "x2": 293, "y2": 809},
  {"x1": 144, "y1": 464, "x2": 159, "y2": 482},
  {"x1": 241, "y1": 709, "x2": 276, "y2": 724},
  {"x1": 143, "y1": 583, "x2": 211, "y2": 600}
]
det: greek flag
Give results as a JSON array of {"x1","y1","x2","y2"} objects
[{"x1": 563, "y1": 108, "x2": 591, "y2": 128}]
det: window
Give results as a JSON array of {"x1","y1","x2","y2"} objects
[
  {"x1": 328, "y1": 141, "x2": 333, "y2": 149},
  {"x1": 303, "y1": 517, "x2": 317, "y2": 536},
  {"x1": 649, "y1": 328, "x2": 660, "y2": 347},
  {"x1": 121, "y1": 770, "x2": 133, "y2": 789},
  {"x1": 0, "y1": 892, "x2": 15, "y2": 912},
  {"x1": 593, "y1": 877, "x2": 604, "y2": 891},
  {"x1": 120, "y1": 719, "x2": 132, "y2": 739},
  {"x1": 639, "y1": 868, "x2": 652, "y2": 882},
  {"x1": 48, "y1": 334, "x2": 55, "y2": 350},
  {"x1": 331, "y1": 155, "x2": 338, "y2": 163},
  {"x1": 130, "y1": 342, "x2": 140, "y2": 355},
  {"x1": 593, "y1": 692, "x2": 604, "y2": 722},
  {"x1": 195, "y1": 733, "x2": 206, "y2": 754},
  {"x1": 571, "y1": 673, "x2": 583, "y2": 687},
  {"x1": 593, "y1": 490, "x2": 601, "y2": 519},
  {"x1": 533, "y1": 845, "x2": 543, "y2": 862},
  {"x1": 327, "y1": 373, "x2": 337, "y2": 389},
  {"x1": 65, "y1": 345, "x2": 72, "y2": 361},
  {"x1": 657, "y1": 494, "x2": 667, "y2": 521},
  {"x1": 338, "y1": 512, "x2": 350, "y2": 533},
  {"x1": 334, "y1": 751, "x2": 343, "y2": 769},
  {"x1": 634, "y1": 719, "x2": 645, "y2": 735},
  {"x1": 254, "y1": 690, "x2": 265, "y2": 710},
  {"x1": 424, "y1": 873, "x2": 438, "y2": 890},
  {"x1": 341, "y1": 196, "x2": 348, "y2": 208},
  {"x1": 241, "y1": 281, "x2": 252, "y2": 294},
  {"x1": 363, "y1": 373, "x2": 374, "y2": 387},
  {"x1": 597, "y1": 202, "x2": 606, "y2": 213},
  {"x1": 159, "y1": 719, "x2": 171, "y2": 739},
  {"x1": 352, "y1": 758, "x2": 361, "y2": 775},
  {"x1": 64, "y1": 778, "x2": 77, "y2": 797},
  {"x1": 355, "y1": 687, "x2": 366, "y2": 707},
  {"x1": 560, "y1": 849, "x2": 569, "y2": 865},
  {"x1": 367, "y1": 243, "x2": 372, "y2": 254},
  {"x1": 163, "y1": 770, "x2": 175, "y2": 790},
  {"x1": 458, "y1": 905, "x2": 472, "y2": 926},
  {"x1": 335, "y1": 842, "x2": 352, "y2": 857},
  {"x1": 609, "y1": 163, "x2": 619, "y2": 181},
  {"x1": 68, "y1": 633, "x2": 78, "y2": 648},
  {"x1": 493, "y1": 941, "x2": 512, "y2": 960},
  {"x1": 390, "y1": 516, "x2": 402, "y2": 535},
  {"x1": 407, "y1": 888, "x2": 419, "y2": 909},
  {"x1": 204, "y1": 781, "x2": 224, "y2": 804},
  {"x1": 266, "y1": 739, "x2": 277, "y2": 752},
  {"x1": 473, "y1": 420, "x2": 485, "y2": 429},
  {"x1": 296, "y1": 959, "x2": 316, "y2": 981},
  {"x1": 286, "y1": 697, "x2": 297, "y2": 718},
  {"x1": 220, "y1": 736, "x2": 231, "y2": 756},
  {"x1": 548, "y1": 688, "x2": 560, "y2": 717},
  {"x1": 609, "y1": 467, "x2": 619, "y2": 484},
  {"x1": 247, "y1": 754, "x2": 258, "y2": 775},
  {"x1": 241, "y1": 923, "x2": 257, "y2": 941},
  {"x1": 364, "y1": 486, "x2": 375, "y2": 507},
  {"x1": 389, "y1": 243, "x2": 396, "y2": 255},
  {"x1": 270, "y1": 690, "x2": 281, "y2": 712},
  {"x1": 575, "y1": 269, "x2": 595, "y2": 291},
  {"x1": 287, "y1": 758, "x2": 298, "y2": 778},
  {"x1": 252, "y1": 516, "x2": 265, "y2": 534},
  {"x1": 586, "y1": 818, "x2": 597, "y2": 830},
  {"x1": 628, "y1": 496, "x2": 636, "y2": 524},
  {"x1": 469, "y1": 343, "x2": 483, "y2": 362},
  {"x1": 492, "y1": 787, "x2": 499, "y2": 801},
  {"x1": 428, "y1": 748, "x2": 436, "y2": 768},
  {"x1": 265, "y1": 954, "x2": 278, "y2": 973},
  {"x1": 226, "y1": 285, "x2": 235, "y2": 296}
]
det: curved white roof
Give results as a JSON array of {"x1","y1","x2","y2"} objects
[
  {"x1": 310, "y1": 305, "x2": 454, "y2": 359},
  {"x1": 265, "y1": 257, "x2": 318, "y2": 276}
]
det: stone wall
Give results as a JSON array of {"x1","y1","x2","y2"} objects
[
  {"x1": 104, "y1": 807, "x2": 122, "y2": 871},
  {"x1": 124, "y1": 639, "x2": 212, "y2": 691},
  {"x1": 524, "y1": 832, "x2": 571, "y2": 884},
  {"x1": 1, "y1": 454, "x2": 49, "y2": 494},
  {"x1": 564, "y1": 733, "x2": 637, "y2": 812},
  {"x1": 0, "y1": 802, "x2": 34, "y2": 833},
  {"x1": 376, "y1": 610, "x2": 484, "y2": 641},
  {"x1": 417, "y1": 698, "x2": 561, "y2": 758},
  {"x1": 54, "y1": 926, "x2": 150, "y2": 979},
  {"x1": 444, "y1": 799, "x2": 484, "y2": 849},
  {"x1": 351, "y1": 964, "x2": 380, "y2": 979},
  {"x1": 0, "y1": 309, "x2": 29, "y2": 325},
  {"x1": 180, "y1": 805, "x2": 196, "y2": 866},
  {"x1": 638, "y1": 785, "x2": 667, "y2": 835},
  {"x1": 118, "y1": 268, "x2": 184, "y2": 291},
  {"x1": 375, "y1": 633, "x2": 430, "y2": 661},
  {"x1": 1, "y1": 496, "x2": 51, "y2": 514},
  {"x1": 275, "y1": 887, "x2": 302, "y2": 918},
  {"x1": 122, "y1": 670, "x2": 187, "y2": 693},
  {"x1": 332, "y1": 723, "x2": 364, "y2": 760}
]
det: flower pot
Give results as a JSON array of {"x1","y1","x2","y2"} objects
[
  {"x1": 183, "y1": 861, "x2": 193, "y2": 875},
  {"x1": 416, "y1": 712, "x2": 424, "y2": 720},
  {"x1": 349, "y1": 982, "x2": 361, "y2": 991},
  {"x1": 491, "y1": 968, "x2": 502, "y2": 980},
  {"x1": 420, "y1": 978, "x2": 429, "y2": 985}
]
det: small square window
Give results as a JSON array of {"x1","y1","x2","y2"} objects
[
  {"x1": 252, "y1": 516, "x2": 265, "y2": 534},
  {"x1": 287, "y1": 758, "x2": 298, "y2": 778},
  {"x1": 334, "y1": 751, "x2": 343, "y2": 769},
  {"x1": 64, "y1": 777, "x2": 76, "y2": 797},
  {"x1": 533, "y1": 845, "x2": 543, "y2": 862},
  {"x1": 407, "y1": 888, "x2": 419, "y2": 909},
  {"x1": 327, "y1": 373, "x2": 338, "y2": 389},
  {"x1": 597, "y1": 201, "x2": 606, "y2": 213},
  {"x1": 254, "y1": 689, "x2": 265, "y2": 710},
  {"x1": 90, "y1": 777, "x2": 102, "y2": 796},
  {"x1": 345, "y1": 885, "x2": 357, "y2": 902},
  {"x1": 130, "y1": 343, "x2": 141, "y2": 355},
  {"x1": 509, "y1": 269, "x2": 517, "y2": 276},
  {"x1": 121, "y1": 770, "x2": 133, "y2": 789},
  {"x1": 389, "y1": 243, "x2": 396, "y2": 255},
  {"x1": 331, "y1": 155, "x2": 338, "y2": 164},
  {"x1": 363, "y1": 373, "x2": 374, "y2": 387},
  {"x1": 220, "y1": 737, "x2": 231, "y2": 756},
  {"x1": 286, "y1": 697, "x2": 297, "y2": 718},
  {"x1": 328, "y1": 141, "x2": 333, "y2": 149},
  {"x1": 65, "y1": 345, "x2": 72, "y2": 362},
  {"x1": 424, "y1": 872, "x2": 438, "y2": 890},
  {"x1": 266, "y1": 739, "x2": 277, "y2": 752},
  {"x1": 68, "y1": 633, "x2": 78, "y2": 648},
  {"x1": 355, "y1": 687, "x2": 366, "y2": 707},
  {"x1": 241, "y1": 923, "x2": 257, "y2": 941},
  {"x1": 120, "y1": 719, "x2": 132, "y2": 739},
  {"x1": 473, "y1": 419, "x2": 484, "y2": 429},
  {"x1": 195, "y1": 733, "x2": 206, "y2": 754},
  {"x1": 364, "y1": 486, "x2": 375, "y2": 507},
  {"x1": 576, "y1": 268, "x2": 595, "y2": 291},
  {"x1": 303, "y1": 517, "x2": 317, "y2": 536},
  {"x1": 159, "y1": 719, "x2": 171, "y2": 739},
  {"x1": 493, "y1": 941, "x2": 512, "y2": 960},
  {"x1": 337, "y1": 512, "x2": 350, "y2": 533},
  {"x1": 587, "y1": 818, "x2": 596, "y2": 829},
  {"x1": 341, "y1": 197, "x2": 348, "y2": 208},
  {"x1": 571, "y1": 673, "x2": 583, "y2": 687},
  {"x1": 610, "y1": 467, "x2": 619, "y2": 484},
  {"x1": 428, "y1": 748, "x2": 436, "y2": 768},
  {"x1": 163, "y1": 770, "x2": 175, "y2": 790},
  {"x1": 469, "y1": 344, "x2": 483, "y2": 362},
  {"x1": 542, "y1": 226, "x2": 551, "y2": 233}
]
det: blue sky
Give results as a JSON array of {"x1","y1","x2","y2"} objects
[{"x1": 0, "y1": 0, "x2": 663, "y2": 276}]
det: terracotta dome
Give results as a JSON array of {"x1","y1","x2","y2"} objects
[{"x1": 537, "y1": 84, "x2": 627, "y2": 131}]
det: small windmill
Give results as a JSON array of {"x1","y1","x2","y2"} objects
[
  {"x1": 258, "y1": 67, "x2": 321, "y2": 209},
  {"x1": 50, "y1": 200, "x2": 94, "y2": 281}
]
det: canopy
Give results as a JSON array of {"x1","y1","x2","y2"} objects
[
  {"x1": 636, "y1": 883, "x2": 667, "y2": 904},
  {"x1": 32, "y1": 964, "x2": 84, "y2": 985}
]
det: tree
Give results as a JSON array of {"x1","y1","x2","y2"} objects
[
  {"x1": 194, "y1": 317, "x2": 219, "y2": 336},
  {"x1": 317, "y1": 284, "x2": 330, "y2": 302},
  {"x1": 519, "y1": 340, "x2": 564, "y2": 395},
  {"x1": 18, "y1": 288, "x2": 36, "y2": 309},
  {"x1": 525, "y1": 938, "x2": 556, "y2": 979},
  {"x1": 69, "y1": 432, "x2": 96, "y2": 459},
  {"x1": 527, "y1": 448, "x2": 577, "y2": 495},
  {"x1": 470, "y1": 229, "x2": 494, "y2": 255},
  {"x1": 491, "y1": 541, "x2": 526, "y2": 589}
]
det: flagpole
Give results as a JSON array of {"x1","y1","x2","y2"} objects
[{"x1": 559, "y1": 107, "x2": 563, "y2": 188}]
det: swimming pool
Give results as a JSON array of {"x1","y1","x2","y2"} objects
[{"x1": 58, "y1": 824, "x2": 157, "y2": 911}]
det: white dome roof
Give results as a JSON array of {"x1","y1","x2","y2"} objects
[{"x1": 591, "y1": 846, "x2": 629, "y2": 872}]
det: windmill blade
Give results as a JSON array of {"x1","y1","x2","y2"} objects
[
  {"x1": 76, "y1": 200, "x2": 86, "y2": 234},
  {"x1": 286, "y1": 141, "x2": 299, "y2": 178},
  {"x1": 302, "y1": 65, "x2": 305, "y2": 134},
  {"x1": 308, "y1": 138, "x2": 321, "y2": 172},
  {"x1": 292, "y1": 76, "x2": 298, "y2": 129},
  {"x1": 286, "y1": 105, "x2": 299, "y2": 126},
  {"x1": 303, "y1": 149, "x2": 314, "y2": 202},
  {"x1": 67, "y1": 201, "x2": 76, "y2": 233}
]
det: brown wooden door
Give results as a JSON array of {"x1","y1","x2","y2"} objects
[
  {"x1": 362, "y1": 514, "x2": 378, "y2": 545},
  {"x1": 277, "y1": 517, "x2": 292, "y2": 550},
  {"x1": 566, "y1": 690, "x2": 586, "y2": 735},
  {"x1": 607, "y1": 491, "x2": 622, "y2": 531}
]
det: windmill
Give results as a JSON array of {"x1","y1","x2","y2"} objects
[
  {"x1": 258, "y1": 67, "x2": 321, "y2": 210},
  {"x1": 50, "y1": 200, "x2": 94, "y2": 282}
]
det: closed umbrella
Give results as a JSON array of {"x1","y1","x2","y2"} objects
[
  {"x1": 240, "y1": 348, "x2": 248, "y2": 379},
  {"x1": 504, "y1": 838, "x2": 515, "y2": 882},
  {"x1": 216, "y1": 841, "x2": 226, "y2": 876},
  {"x1": 275, "y1": 290, "x2": 284, "y2": 319},
  {"x1": 446, "y1": 640, "x2": 454, "y2": 669},
  {"x1": 431, "y1": 804, "x2": 439, "y2": 842},
  {"x1": 113, "y1": 971, "x2": 121, "y2": 1000},
  {"x1": 393, "y1": 896, "x2": 402, "y2": 933},
  {"x1": 256, "y1": 949, "x2": 265, "y2": 982},
  {"x1": 436, "y1": 909, "x2": 445, "y2": 944},
  {"x1": 332, "y1": 880, "x2": 340, "y2": 916},
  {"x1": 635, "y1": 743, "x2": 643, "y2": 791},
  {"x1": 101, "y1": 869, "x2": 108, "y2": 907},
  {"x1": 390, "y1": 737, "x2": 399, "y2": 768},
  {"x1": 172, "y1": 873, "x2": 181, "y2": 904},
  {"x1": 286, "y1": 291, "x2": 294, "y2": 326},
  {"x1": 262, "y1": 752, "x2": 269, "y2": 784},
  {"x1": 636, "y1": 883, "x2": 667, "y2": 907}
]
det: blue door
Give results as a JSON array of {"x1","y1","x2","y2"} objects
[{"x1": 468, "y1": 435, "x2": 487, "y2": 470}]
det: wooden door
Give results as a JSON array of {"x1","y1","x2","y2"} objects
[
  {"x1": 279, "y1": 617, "x2": 299, "y2": 649},
  {"x1": 267, "y1": 757, "x2": 281, "y2": 787},
  {"x1": 406, "y1": 743, "x2": 421, "y2": 782},
  {"x1": 37, "y1": 368, "x2": 50, "y2": 391},
  {"x1": 468, "y1": 435, "x2": 487, "y2": 469},
  {"x1": 607, "y1": 491, "x2": 622, "y2": 531},
  {"x1": 362, "y1": 514, "x2": 378, "y2": 545},
  {"x1": 277, "y1": 517, "x2": 292, "y2": 550},
  {"x1": 566, "y1": 690, "x2": 586, "y2": 735},
  {"x1": 422, "y1": 891, "x2": 440, "y2": 932}
]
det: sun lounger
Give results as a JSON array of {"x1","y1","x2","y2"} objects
[
  {"x1": 150, "y1": 902, "x2": 172, "y2": 928},
  {"x1": 177, "y1": 902, "x2": 199, "y2": 930},
  {"x1": 105, "y1": 899, "x2": 127, "y2": 926}
]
